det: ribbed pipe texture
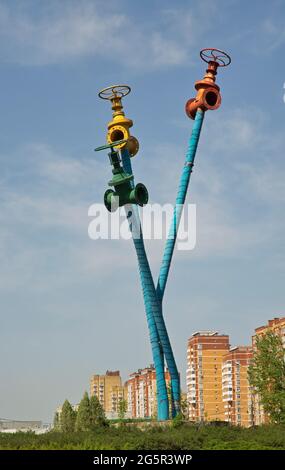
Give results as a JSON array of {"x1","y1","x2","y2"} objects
[
  {"x1": 121, "y1": 148, "x2": 169, "y2": 420},
  {"x1": 157, "y1": 109, "x2": 205, "y2": 301},
  {"x1": 119, "y1": 109, "x2": 204, "y2": 419}
]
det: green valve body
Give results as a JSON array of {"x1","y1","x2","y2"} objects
[{"x1": 104, "y1": 149, "x2": 148, "y2": 212}]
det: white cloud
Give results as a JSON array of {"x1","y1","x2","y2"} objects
[
  {"x1": 0, "y1": 101, "x2": 284, "y2": 295},
  {"x1": 26, "y1": 143, "x2": 106, "y2": 187},
  {"x1": 0, "y1": 142, "x2": 142, "y2": 293},
  {"x1": 0, "y1": 2, "x2": 126, "y2": 65},
  {"x1": 237, "y1": 162, "x2": 285, "y2": 204},
  {"x1": 154, "y1": 106, "x2": 285, "y2": 259},
  {"x1": 150, "y1": 33, "x2": 188, "y2": 67},
  {"x1": 0, "y1": 1, "x2": 216, "y2": 68},
  {"x1": 259, "y1": 18, "x2": 285, "y2": 52},
  {"x1": 241, "y1": 15, "x2": 285, "y2": 55}
]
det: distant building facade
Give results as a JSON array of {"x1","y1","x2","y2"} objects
[
  {"x1": 186, "y1": 317, "x2": 285, "y2": 427},
  {"x1": 187, "y1": 331, "x2": 230, "y2": 422},
  {"x1": 222, "y1": 346, "x2": 253, "y2": 427},
  {"x1": 126, "y1": 365, "x2": 171, "y2": 418},
  {"x1": 0, "y1": 419, "x2": 49, "y2": 433},
  {"x1": 90, "y1": 370, "x2": 128, "y2": 419}
]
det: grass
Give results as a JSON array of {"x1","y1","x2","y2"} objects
[{"x1": 0, "y1": 423, "x2": 285, "y2": 450}]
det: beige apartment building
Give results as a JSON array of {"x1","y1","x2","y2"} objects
[
  {"x1": 222, "y1": 346, "x2": 253, "y2": 427},
  {"x1": 187, "y1": 331, "x2": 230, "y2": 422},
  {"x1": 252, "y1": 317, "x2": 285, "y2": 425},
  {"x1": 126, "y1": 365, "x2": 171, "y2": 418},
  {"x1": 90, "y1": 370, "x2": 127, "y2": 419}
]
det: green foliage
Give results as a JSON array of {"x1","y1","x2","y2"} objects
[
  {"x1": 53, "y1": 411, "x2": 60, "y2": 430},
  {"x1": 57, "y1": 393, "x2": 110, "y2": 434},
  {"x1": 75, "y1": 392, "x2": 91, "y2": 432},
  {"x1": 1, "y1": 424, "x2": 285, "y2": 450},
  {"x1": 180, "y1": 397, "x2": 188, "y2": 420},
  {"x1": 90, "y1": 395, "x2": 108, "y2": 428},
  {"x1": 171, "y1": 413, "x2": 184, "y2": 429},
  {"x1": 118, "y1": 399, "x2": 128, "y2": 421},
  {"x1": 60, "y1": 400, "x2": 76, "y2": 433},
  {"x1": 248, "y1": 331, "x2": 285, "y2": 423}
]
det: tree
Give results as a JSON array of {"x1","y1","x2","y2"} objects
[
  {"x1": 90, "y1": 395, "x2": 108, "y2": 427},
  {"x1": 248, "y1": 331, "x2": 285, "y2": 424},
  {"x1": 53, "y1": 411, "x2": 60, "y2": 430},
  {"x1": 171, "y1": 413, "x2": 184, "y2": 428},
  {"x1": 75, "y1": 392, "x2": 91, "y2": 431},
  {"x1": 60, "y1": 400, "x2": 76, "y2": 433},
  {"x1": 180, "y1": 396, "x2": 189, "y2": 420},
  {"x1": 118, "y1": 398, "x2": 127, "y2": 421}
]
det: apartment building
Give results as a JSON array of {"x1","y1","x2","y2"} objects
[
  {"x1": 253, "y1": 317, "x2": 285, "y2": 347},
  {"x1": 252, "y1": 317, "x2": 285, "y2": 425},
  {"x1": 187, "y1": 332, "x2": 230, "y2": 422},
  {"x1": 126, "y1": 365, "x2": 171, "y2": 418},
  {"x1": 222, "y1": 346, "x2": 253, "y2": 427},
  {"x1": 90, "y1": 370, "x2": 127, "y2": 419}
]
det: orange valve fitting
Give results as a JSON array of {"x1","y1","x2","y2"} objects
[{"x1": 185, "y1": 48, "x2": 231, "y2": 120}]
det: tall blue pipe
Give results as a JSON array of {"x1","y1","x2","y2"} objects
[
  {"x1": 121, "y1": 149, "x2": 180, "y2": 416},
  {"x1": 121, "y1": 109, "x2": 205, "y2": 418},
  {"x1": 157, "y1": 109, "x2": 205, "y2": 300},
  {"x1": 156, "y1": 109, "x2": 205, "y2": 412},
  {"x1": 121, "y1": 148, "x2": 169, "y2": 420}
]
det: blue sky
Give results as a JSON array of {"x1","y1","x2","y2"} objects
[{"x1": 0, "y1": 0, "x2": 284, "y2": 422}]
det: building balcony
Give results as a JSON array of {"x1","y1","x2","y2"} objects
[{"x1": 222, "y1": 362, "x2": 232, "y2": 368}]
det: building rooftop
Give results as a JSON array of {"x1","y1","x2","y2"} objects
[
  {"x1": 192, "y1": 331, "x2": 220, "y2": 337},
  {"x1": 255, "y1": 317, "x2": 285, "y2": 333},
  {"x1": 229, "y1": 346, "x2": 252, "y2": 352},
  {"x1": 106, "y1": 370, "x2": 120, "y2": 376}
]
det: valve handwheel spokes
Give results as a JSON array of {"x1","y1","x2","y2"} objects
[
  {"x1": 98, "y1": 85, "x2": 131, "y2": 100},
  {"x1": 200, "y1": 48, "x2": 231, "y2": 67}
]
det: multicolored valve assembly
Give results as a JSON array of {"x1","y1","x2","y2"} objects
[
  {"x1": 96, "y1": 85, "x2": 148, "y2": 212},
  {"x1": 185, "y1": 48, "x2": 231, "y2": 119},
  {"x1": 95, "y1": 49, "x2": 231, "y2": 420},
  {"x1": 95, "y1": 140, "x2": 148, "y2": 212}
]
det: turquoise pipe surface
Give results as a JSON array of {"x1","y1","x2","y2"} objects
[
  {"x1": 121, "y1": 147, "x2": 180, "y2": 417},
  {"x1": 121, "y1": 148, "x2": 169, "y2": 420},
  {"x1": 120, "y1": 108, "x2": 205, "y2": 418},
  {"x1": 155, "y1": 109, "x2": 205, "y2": 413},
  {"x1": 157, "y1": 109, "x2": 205, "y2": 301}
]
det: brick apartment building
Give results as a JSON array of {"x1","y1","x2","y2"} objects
[
  {"x1": 187, "y1": 332, "x2": 230, "y2": 422},
  {"x1": 126, "y1": 365, "x2": 171, "y2": 418},
  {"x1": 222, "y1": 346, "x2": 253, "y2": 426}
]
